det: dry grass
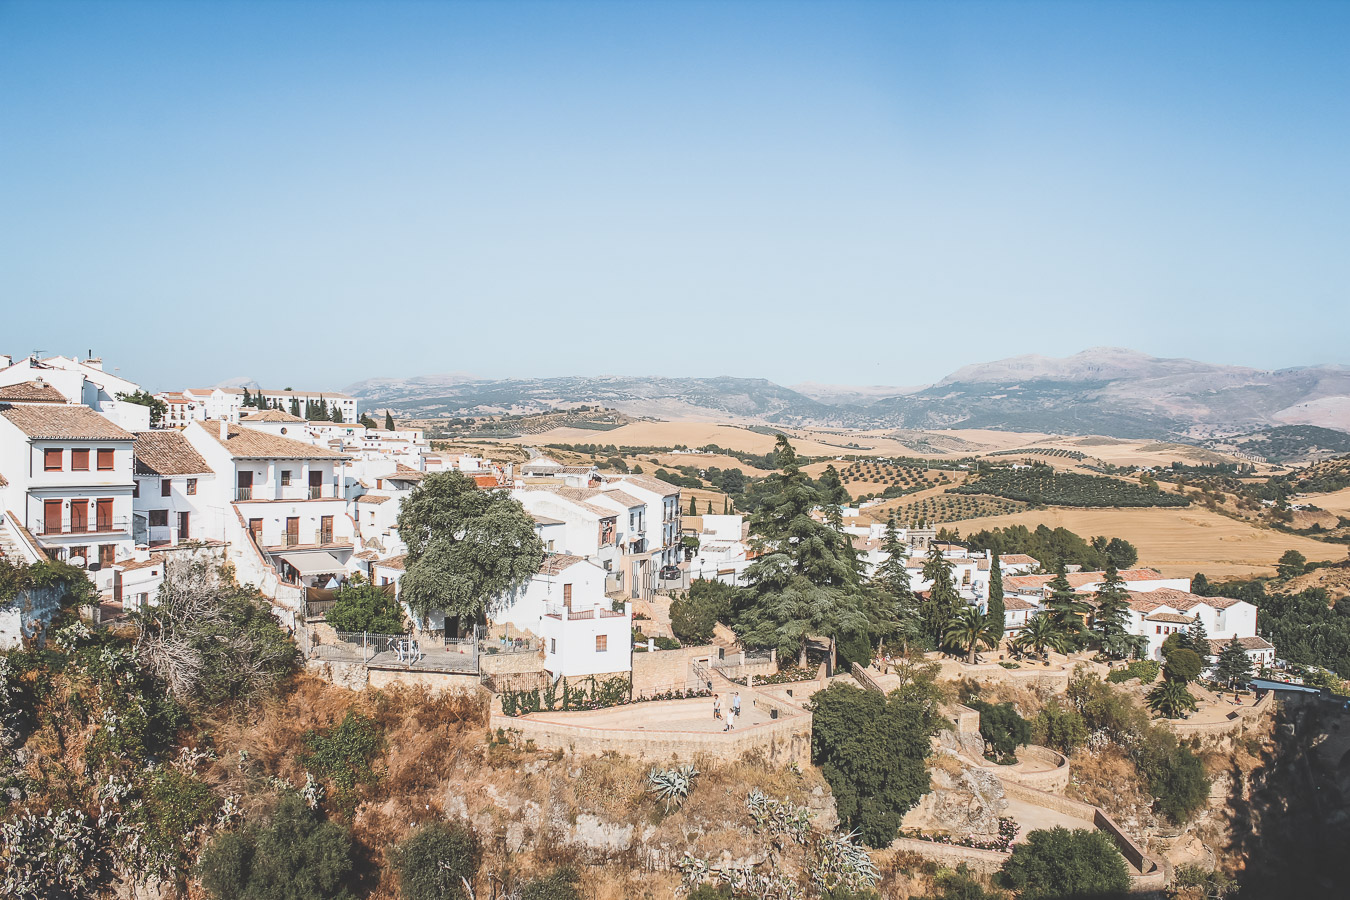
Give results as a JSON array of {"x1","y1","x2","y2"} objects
[{"x1": 940, "y1": 505, "x2": 1340, "y2": 578}]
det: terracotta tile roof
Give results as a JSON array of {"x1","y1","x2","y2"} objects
[
  {"x1": 387, "y1": 463, "x2": 427, "y2": 482},
  {"x1": 597, "y1": 489, "x2": 643, "y2": 509},
  {"x1": 1128, "y1": 587, "x2": 1244, "y2": 612},
  {"x1": 373, "y1": 554, "x2": 406, "y2": 571},
  {"x1": 1003, "y1": 597, "x2": 1039, "y2": 611},
  {"x1": 134, "y1": 431, "x2": 212, "y2": 476},
  {"x1": 0, "y1": 404, "x2": 133, "y2": 440},
  {"x1": 539, "y1": 553, "x2": 586, "y2": 576},
  {"x1": 354, "y1": 549, "x2": 378, "y2": 561},
  {"x1": 0, "y1": 381, "x2": 67, "y2": 403},
  {"x1": 241, "y1": 409, "x2": 306, "y2": 423},
  {"x1": 117, "y1": 554, "x2": 166, "y2": 572},
  {"x1": 473, "y1": 474, "x2": 501, "y2": 488},
  {"x1": 977, "y1": 559, "x2": 990, "y2": 571},
  {"x1": 356, "y1": 494, "x2": 391, "y2": 504},
  {"x1": 194, "y1": 422, "x2": 349, "y2": 460},
  {"x1": 532, "y1": 515, "x2": 565, "y2": 526},
  {"x1": 1007, "y1": 568, "x2": 1173, "y2": 594},
  {"x1": 524, "y1": 486, "x2": 617, "y2": 518},
  {"x1": 1145, "y1": 612, "x2": 1197, "y2": 624},
  {"x1": 997, "y1": 554, "x2": 1040, "y2": 565},
  {"x1": 1207, "y1": 636, "x2": 1275, "y2": 654}
]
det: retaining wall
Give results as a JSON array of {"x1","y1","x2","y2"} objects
[
  {"x1": 479, "y1": 650, "x2": 545, "y2": 676},
  {"x1": 489, "y1": 707, "x2": 812, "y2": 764},
  {"x1": 1164, "y1": 690, "x2": 1273, "y2": 740},
  {"x1": 632, "y1": 644, "x2": 715, "y2": 692},
  {"x1": 998, "y1": 745, "x2": 1070, "y2": 793}
]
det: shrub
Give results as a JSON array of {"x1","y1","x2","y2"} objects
[
  {"x1": 999, "y1": 827, "x2": 1129, "y2": 899},
  {"x1": 670, "y1": 579, "x2": 735, "y2": 645},
  {"x1": 1162, "y1": 648, "x2": 1203, "y2": 684},
  {"x1": 1032, "y1": 700, "x2": 1088, "y2": 754},
  {"x1": 520, "y1": 867, "x2": 581, "y2": 900},
  {"x1": 1135, "y1": 736, "x2": 1210, "y2": 824},
  {"x1": 325, "y1": 581, "x2": 406, "y2": 634},
  {"x1": 391, "y1": 822, "x2": 480, "y2": 900},
  {"x1": 1107, "y1": 660, "x2": 1161, "y2": 684},
  {"x1": 199, "y1": 794, "x2": 355, "y2": 900},
  {"x1": 301, "y1": 710, "x2": 384, "y2": 811}
]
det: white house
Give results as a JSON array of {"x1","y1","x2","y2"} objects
[
  {"x1": 491, "y1": 554, "x2": 631, "y2": 679},
  {"x1": 1124, "y1": 588, "x2": 1264, "y2": 663},
  {"x1": 131, "y1": 431, "x2": 220, "y2": 546},
  {"x1": 689, "y1": 514, "x2": 751, "y2": 584},
  {"x1": 182, "y1": 420, "x2": 354, "y2": 591},
  {"x1": 0, "y1": 355, "x2": 150, "y2": 432},
  {"x1": 0, "y1": 403, "x2": 137, "y2": 584}
]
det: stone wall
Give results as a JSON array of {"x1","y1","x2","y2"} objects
[
  {"x1": 998, "y1": 745, "x2": 1070, "y2": 793},
  {"x1": 368, "y1": 669, "x2": 484, "y2": 694},
  {"x1": 889, "y1": 838, "x2": 1007, "y2": 875},
  {"x1": 479, "y1": 650, "x2": 545, "y2": 676},
  {"x1": 1165, "y1": 691, "x2": 1273, "y2": 741},
  {"x1": 0, "y1": 583, "x2": 62, "y2": 651},
  {"x1": 632, "y1": 644, "x2": 715, "y2": 693},
  {"x1": 999, "y1": 779, "x2": 1162, "y2": 880}
]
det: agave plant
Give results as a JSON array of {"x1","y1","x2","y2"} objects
[
  {"x1": 809, "y1": 829, "x2": 880, "y2": 893},
  {"x1": 647, "y1": 763, "x2": 700, "y2": 811},
  {"x1": 746, "y1": 788, "x2": 814, "y2": 845}
]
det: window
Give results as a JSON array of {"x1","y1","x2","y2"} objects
[
  {"x1": 67, "y1": 546, "x2": 88, "y2": 567},
  {"x1": 44, "y1": 449, "x2": 63, "y2": 471},
  {"x1": 149, "y1": 509, "x2": 168, "y2": 527},
  {"x1": 1156, "y1": 626, "x2": 1162, "y2": 634},
  {"x1": 97, "y1": 449, "x2": 114, "y2": 470},
  {"x1": 71, "y1": 449, "x2": 90, "y2": 471},
  {"x1": 161, "y1": 479, "x2": 172, "y2": 497},
  {"x1": 186, "y1": 478, "x2": 197, "y2": 495},
  {"x1": 43, "y1": 499, "x2": 62, "y2": 534},
  {"x1": 96, "y1": 499, "x2": 114, "y2": 531},
  {"x1": 596, "y1": 635, "x2": 608, "y2": 652},
  {"x1": 280, "y1": 470, "x2": 292, "y2": 486},
  {"x1": 71, "y1": 501, "x2": 88, "y2": 532},
  {"x1": 550, "y1": 639, "x2": 557, "y2": 654}
]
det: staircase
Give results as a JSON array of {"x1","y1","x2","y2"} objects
[{"x1": 0, "y1": 512, "x2": 40, "y2": 564}]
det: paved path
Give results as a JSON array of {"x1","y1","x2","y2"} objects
[
  {"x1": 527, "y1": 696, "x2": 775, "y2": 733},
  {"x1": 1003, "y1": 798, "x2": 1092, "y2": 841}
]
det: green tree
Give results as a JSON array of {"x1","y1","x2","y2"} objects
[
  {"x1": 391, "y1": 822, "x2": 480, "y2": 900},
  {"x1": 1190, "y1": 572, "x2": 1211, "y2": 595},
  {"x1": 1091, "y1": 563, "x2": 1138, "y2": 659},
  {"x1": 1277, "y1": 549, "x2": 1307, "y2": 579},
  {"x1": 1146, "y1": 679, "x2": 1198, "y2": 719},
  {"x1": 1162, "y1": 647, "x2": 1203, "y2": 684},
  {"x1": 395, "y1": 471, "x2": 544, "y2": 627},
  {"x1": 359, "y1": 413, "x2": 377, "y2": 429},
  {"x1": 819, "y1": 464, "x2": 850, "y2": 506},
  {"x1": 706, "y1": 500, "x2": 714, "y2": 514},
  {"x1": 669, "y1": 579, "x2": 734, "y2": 645},
  {"x1": 1184, "y1": 617, "x2": 1210, "y2": 657},
  {"x1": 1135, "y1": 736, "x2": 1210, "y2": 822},
  {"x1": 875, "y1": 518, "x2": 921, "y2": 650},
  {"x1": 689, "y1": 495, "x2": 698, "y2": 516},
  {"x1": 1215, "y1": 635, "x2": 1253, "y2": 689},
  {"x1": 811, "y1": 681, "x2": 938, "y2": 848},
  {"x1": 986, "y1": 553, "x2": 1005, "y2": 645},
  {"x1": 199, "y1": 794, "x2": 355, "y2": 900},
  {"x1": 944, "y1": 605, "x2": 997, "y2": 665},
  {"x1": 385, "y1": 410, "x2": 396, "y2": 431},
  {"x1": 1011, "y1": 613, "x2": 1070, "y2": 660},
  {"x1": 1032, "y1": 699, "x2": 1089, "y2": 754},
  {"x1": 290, "y1": 397, "x2": 302, "y2": 417},
  {"x1": 243, "y1": 387, "x2": 254, "y2": 407},
  {"x1": 999, "y1": 827, "x2": 1129, "y2": 900},
  {"x1": 301, "y1": 710, "x2": 384, "y2": 811},
  {"x1": 969, "y1": 699, "x2": 1031, "y2": 763},
  {"x1": 733, "y1": 555, "x2": 871, "y2": 667},
  {"x1": 1044, "y1": 561, "x2": 1088, "y2": 646},
  {"x1": 116, "y1": 389, "x2": 168, "y2": 427},
  {"x1": 920, "y1": 544, "x2": 961, "y2": 647},
  {"x1": 325, "y1": 579, "x2": 406, "y2": 634}
]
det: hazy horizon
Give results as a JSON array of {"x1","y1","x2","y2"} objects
[{"x1": 3, "y1": 1, "x2": 1348, "y2": 391}]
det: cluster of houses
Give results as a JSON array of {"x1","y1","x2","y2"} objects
[
  {"x1": 0, "y1": 352, "x2": 1276, "y2": 682},
  {"x1": 0, "y1": 354, "x2": 684, "y2": 680}
]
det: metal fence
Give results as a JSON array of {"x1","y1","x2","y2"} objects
[{"x1": 311, "y1": 630, "x2": 479, "y2": 672}]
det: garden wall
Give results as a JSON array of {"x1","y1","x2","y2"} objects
[{"x1": 632, "y1": 643, "x2": 715, "y2": 693}]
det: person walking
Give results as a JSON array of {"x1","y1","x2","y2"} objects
[
  {"x1": 713, "y1": 693, "x2": 722, "y2": 720},
  {"x1": 731, "y1": 691, "x2": 741, "y2": 718},
  {"x1": 724, "y1": 707, "x2": 736, "y2": 732}
]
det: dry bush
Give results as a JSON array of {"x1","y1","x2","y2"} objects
[{"x1": 1067, "y1": 745, "x2": 1155, "y2": 827}]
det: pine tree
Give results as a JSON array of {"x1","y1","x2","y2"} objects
[
  {"x1": 1044, "y1": 560, "x2": 1089, "y2": 647},
  {"x1": 920, "y1": 543, "x2": 960, "y2": 647},
  {"x1": 1091, "y1": 562, "x2": 1136, "y2": 659},
  {"x1": 385, "y1": 410, "x2": 395, "y2": 431},
  {"x1": 1215, "y1": 636, "x2": 1253, "y2": 689},
  {"x1": 1186, "y1": 617, "x2": 1210, "y2": 658},
  {"x1": 360, "y1": 413, "x2": 377, "y2": 429},
  {"x1": 987, "y1": 553, "x2": 1005, "y2": 645}
]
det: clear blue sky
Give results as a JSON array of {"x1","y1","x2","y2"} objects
[{"x1": 2, "y1": 0, "x2": 1347, "y2": 391}]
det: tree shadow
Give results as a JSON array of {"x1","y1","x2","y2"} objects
[{"x1": 1224, "y1": 696, "x2": 1350, "y2": 896}]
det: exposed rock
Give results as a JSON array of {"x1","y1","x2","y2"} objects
[
  {"x1": 903, "y1": 764, "x2": 1008, "y2": 837},
  {"x1": 569, "y1": 813, "x2": 635, "y2": 853},
  {"x1": 937, "y1": 726, "x2": 987, "y2": 763}
]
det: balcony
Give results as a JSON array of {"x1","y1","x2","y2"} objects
[
  {"x1": 237, "y1": 486, "x2": 253, "y2": 501},
  {"x1": 270, "y1": 530, "x2": 343, "y2": 549},
  {"x1": 236, "y1": 485, "x2": 337, "y2": 502},
  {"x1": 41, "y1": 517, "x2": 131, "y2": 537}
]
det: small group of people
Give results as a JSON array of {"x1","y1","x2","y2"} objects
[{"x1": 712, "y1": 691, "x2": 742, "y2": 731}]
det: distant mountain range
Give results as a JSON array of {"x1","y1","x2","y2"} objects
[{"x1": 342, "y1": 347, "x2": 1350, "y2": 441}]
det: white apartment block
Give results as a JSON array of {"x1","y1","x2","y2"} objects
[
  {"x1": 131, "y1": 431, "x2": 221, "y2": 546},
  {"x1": 0, "y1": 354, "x2": 150, "y2": 431}
]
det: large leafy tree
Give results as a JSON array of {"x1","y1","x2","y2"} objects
[
  {"x1": 810, "y1": 681, "x2": 940, "y2": 848},
  {"x1": 986, "y1": 552, "x2": 1005, "y2": 645},
  {"x1": 875, "y1": 517, "x2": 921, "y2": 650},
  {"x1": 818, "y1": 464, "x2": 850, "y2": 507},
  {"x1": 325, "y1": 579, "x2": 406, "y2": 634},
  {"x1": 733, "y1": 555, "x2": 872, "y2": 667},
  {"x1": 999, "y1": 827, "x2": 1129, "y2": 900},
  {"x1": 116, "y1": 389, "x2": 168, "y2": 427},
  {"x1": 395, "y1": 472, "x2": 544, "y2": 628},
  {"x1": 1091, "y1": 563, "x2": 1139, "y2": 659}
]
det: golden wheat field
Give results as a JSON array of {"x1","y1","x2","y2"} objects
[
  {"x1": 1308, "y1": 487, "x2": 1350, "y2": 516},
  {"x1": 932, "y1": 505, "x2": 1342, "y2": 579}
]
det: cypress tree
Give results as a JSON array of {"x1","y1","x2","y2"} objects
[
  {"x1": 290, "y1": 397, "x2": 302, "y2": 417},
  {"x1": 706, "y1": 500, "x2": 713, "y2": 514},
  {"x1": 987, "y1": 553, "x2": 1005, "y2": 644},
  {"x1": 385, "y1": 410, "x2": 396, "y2": 431},
  {"x1": 242, "y1": 387, "x2": 253, "y2": 407},
  {"x1": 689, "y1": 496, "x2": 698, "y2": 517},
  {"x1": 723, "y1": 496, "x2": 730, "y2": 514}
]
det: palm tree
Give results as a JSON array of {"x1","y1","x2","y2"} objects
[
  {"x1": 944, "y1": 605, "x2": 997, "y2": 664},
  {"x1": 1146, "y1": 679, "x2": 1198, "y2": 719},
  {"x1": 1010, "y1": 613, "x2": 1070, "y2": 661}
]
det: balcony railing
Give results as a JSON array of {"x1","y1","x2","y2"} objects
[
  {"x1": 309, "y1": 485, "x2": 324, "y2": 499},
  {"x1": 236, "y1": 485, "x2": 335, "y2": 502},
  {"x1": 236, "y1": 486, "x2": 253, "y2": 501},
  {"x1": 270, "y1": 530, "x2": 346, "y2": 549},
  {"x1": 41, "y1": 517, "x2": 132, "y2": 537}
]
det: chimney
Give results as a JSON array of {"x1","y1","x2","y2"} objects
[
  {"x1": 84, "y1": 351, "x2": 103, "y2": 370},
  {"x1": 219, "y1": 419, "x2": 229, "y2": 441}
]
